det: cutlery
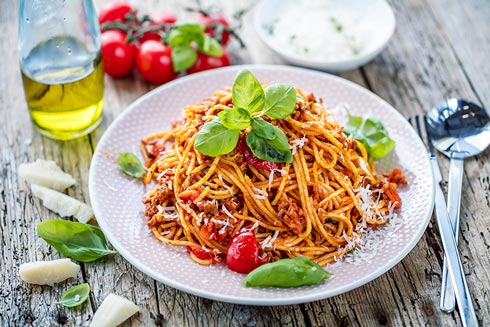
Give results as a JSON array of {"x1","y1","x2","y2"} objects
[
  {"x1": 411, "y1": 115, "x2": 479, "y2": 327},
  {"x1": 426, "y1": 99, "x2": 490, "y2": 312}
]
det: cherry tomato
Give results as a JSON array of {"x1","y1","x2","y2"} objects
[
  {"x1": 135, "y1": 40, "x2": 178, "y2": 84},
  {"x1": 98, "y1": 1, "x2": 133, "y2": 25},
  {"x1": 193, "y1": 12, "x2": 231, "y2": 45},
  {"x1": 137, "y1": 11, "x2": 178, "y2": 44},
  {"x1": 226, "y1": 230, "x2": 269, "y2": 274},
  {"x1": 137, "y1": 30, "x2": 162, "y2": 45},
  {"x1": 235, "y1": 137, "x2": 281, "y2": 172},
  {"x1": 101, "y1": 30, "x2": 136, "y2": 78},
  {"x1": 151, "y1": 10, "x2": 178, "y2": 24},
  {"x1": 187, "y1": 48, "x2": 231, "y2": 74}
]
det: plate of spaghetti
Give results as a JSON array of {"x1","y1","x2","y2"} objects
[{"x1": 89, "y1": 65, "x2": 434, "y2": 305}]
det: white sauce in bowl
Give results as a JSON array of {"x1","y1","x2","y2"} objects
[{"x1": 259, "y1": 0, "x2": 394, "y2": 64}]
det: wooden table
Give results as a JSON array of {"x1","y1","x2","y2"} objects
[{"x1": 2, "y1": 0, "x2": 489, "y2": 326}]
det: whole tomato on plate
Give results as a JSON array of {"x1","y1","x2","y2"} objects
[
  {"x1": 101, "y1": 29, "x2": 136, "y2": 78},
  {"x1": 135, "y1": 40, "x2": 178, "y2": 84},
  {"x1": 226, "y1": 230, "x2": 269, "y2": 274}
]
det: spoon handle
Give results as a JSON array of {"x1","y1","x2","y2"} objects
[{"x1": 440, "y1": 158, "x2": 465, "y2": 312}]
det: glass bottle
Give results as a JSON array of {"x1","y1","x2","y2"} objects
[{"x1": 18, "y1": 0, "x2": 104, "y2": 140}]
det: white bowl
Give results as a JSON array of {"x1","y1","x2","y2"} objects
[{"x1": 254, "y1": 0, "x2": 396, "y2": 72}]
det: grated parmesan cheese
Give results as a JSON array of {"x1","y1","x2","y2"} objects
[
  {"x1": 253, "y1": 187, "x2": 268, "y2": 200},
  {"x1": 221, "y1": 205, "x2": 236, "y2": 222},
  {"x1": 260, "y1": 230, "x2": 279, "y2": 250},
  {"x1": 327, "y1": 183, "x2": 402, "y2": 266},
  {"x1": 268, "y1": 168, "x2": 287, "y2": 189},
  {"x1": 217, "y1": 174, "x2": 233, "y2": 194},
  {"x1": 358, "y1": 157, "x2": 370, "y2": 175},
  {"x1": 289, "y1": 135, "x2": 308, "y2": 155},
  {"x1": 261, "y1": 235, "x2": 272, "y2": 249},
  {"x1": 157, "y1": 205, "x2": 179, "y2": 219},
  {"x1": 156, "y1": 168, "x2": 175, "y2": 181}
]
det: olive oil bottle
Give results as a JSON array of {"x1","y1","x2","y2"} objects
[
  {"x1": 20, "y1": 36, "x2": 104, "y2": 140},
  {"x1": 18, "y1": 0, "x2": 103, "y2": 140}
]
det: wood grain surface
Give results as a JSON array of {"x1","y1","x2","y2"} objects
[{"x1": 1, "y1": 0, "x2": 489, "y2": 326}]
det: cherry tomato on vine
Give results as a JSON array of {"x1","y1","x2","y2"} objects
[
  {"x1": 135, "y1": 40, "x2": 178, "y2": 84},
  {"x1": 226, "y1": 230, "x2": 269, "y2": 274},
  {"x1": 187, "y1": 48, "x2": 231, "y2": 74},
  {"x1": 101, "y1": 29, "x2": 136, "y2": 78},
  {"x1": 150, "y1": 10, "x2": 178, "y2": 24},
  {"x1": 98, "y1": 1, "x2": 133, "y2": 25},
  {"x1": 137, "y1": 11, "x2": 177, "y2": 44},
  {"x1": 193, "y1": 12, "x2": 231, "y2": 45}
]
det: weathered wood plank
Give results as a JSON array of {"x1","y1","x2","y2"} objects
[
  {"x1": 2, "y1": 0, "x2": 490, "y2": 326},
  {"x1": 359, "y1": 0, "x2": 490, "y2": 324}
]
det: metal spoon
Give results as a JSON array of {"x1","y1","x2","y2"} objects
[{"x1": 426, "y1": 98, "x2": 490, "y2": 313}]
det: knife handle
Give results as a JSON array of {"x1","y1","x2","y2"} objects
[
  {"x1": 440, "y1": 158, "x2": 465, "y2": 312},
  {"x1": 434, "y1": 184, "x2": 478, "y2": 327}
]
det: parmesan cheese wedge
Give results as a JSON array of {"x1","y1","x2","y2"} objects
[
  {"x1": 19, "y1": 258, "x2": 80, "y2": 286},
  {"x1": 30, "y1": 184, "x2": 94, "y2": 223},
  {"x1": 19, "y1": 159, "x2": 76, "y2": 191},
  {"x1": 90, "y1": 293, "x2": 139, "y2": 327}
]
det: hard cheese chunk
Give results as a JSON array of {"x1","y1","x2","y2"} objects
[
  {"x1": 19, "y1": 258, "x2": 80, "y2": 286},
  {"x1": 90, "y1": 293, "x2": 139, "y2": 327},
  {"x1": 19, "y1": 159, "x2": 76, "y2": 191},
  {"x1": 30, "y1": 184, "x2": 94, "y2": 223}
]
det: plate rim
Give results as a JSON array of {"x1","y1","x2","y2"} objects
[{"x1": 89, "y1": 64, "x2": 435, "y2": 305}]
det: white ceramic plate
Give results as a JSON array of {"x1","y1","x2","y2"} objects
[
  {"x1": 254, "y1": 0, "x2": 396, "y2": 72},
  {"x1": 89, "y1": 65, "x2": 434, "y2": 305}
]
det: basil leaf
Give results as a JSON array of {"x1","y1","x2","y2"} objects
[
  {"x1": 246, "y1": 128, "x2": 292, "y2": 163},
  {"x1": 263, "y1": 84, "x2": 297, "y2": 119},
  {"x1": 171, "y1": 46, "x2": 197, "y2": 72},
  {"x1": 55, "y1": 283, "x2": 90, "y2": 308},
  {"x1": 37, "y1": 220, "x2": 117, "y2": 262},
  {"x1": 117, "y1": 153, "x2": 144, "y2": 178},
  {"x1": 218, "y1": 108, "x2": 251, "y2": 130},
  {"x1": 197, "y1": 34, "x2": 223, "y2": 57},
  {"x1": 243, "y1": 257, "x2": 331, "y2": 288},
  {"x1": 174, "y1": 21, "x2": 206, "y2": 34},
  {"x1": 167, "y1": 23, "x2": 206, "y2": 48},
  {"x1": 194, "y1": 118, "x2": 240, "y2": 157},
  {"x1": 232, "y1": 70, "x2": 265, "y2": 114},
  {"x1": 251, "y1": 117, "x2": 276, "y2": 140},
  {"x1": 166, "y1": 29, "x2": 189, "y2": 47},
  {"x1": 344, "y1": 112, "x2": 395, "y2": 158}
]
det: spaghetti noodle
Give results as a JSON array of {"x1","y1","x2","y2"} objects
[{"x1": 141, "y1": 86, "x2": 405, "y2": 266}]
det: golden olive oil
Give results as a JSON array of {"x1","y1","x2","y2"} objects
[{"x1": 20, "y1": 36, "x2": 104, "y2": 140}]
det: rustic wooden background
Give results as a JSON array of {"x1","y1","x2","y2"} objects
[{"x1": 1, "y1": 0, "x2": 489, "y2": 326}]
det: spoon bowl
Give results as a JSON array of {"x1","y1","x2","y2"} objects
[
  {"x1": 426, "y1": 98, "x2": 490, "y2": 313},
  {"x1": 427, "y1": 98, "x2": 490, "y2": 158}
]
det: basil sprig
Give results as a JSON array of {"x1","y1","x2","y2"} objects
[
  {"x1": 37, "y1": 220, "x2": 117, "y2": 262},
  {"x1": 343, "y1": 110, "x2": 395, "y2": 159},
  {"x1": 55, "y1": 283, "x2": 91, "y2": 308},
  {"x1": 194, "y1": 70, "x2": 297, "y2": 163},
  {"x1": 243, "y1": 257, "x2": 332, "y2": 288},
  {"x1": 167, "y1": 22, "x2": 223, "y2": 71}
]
